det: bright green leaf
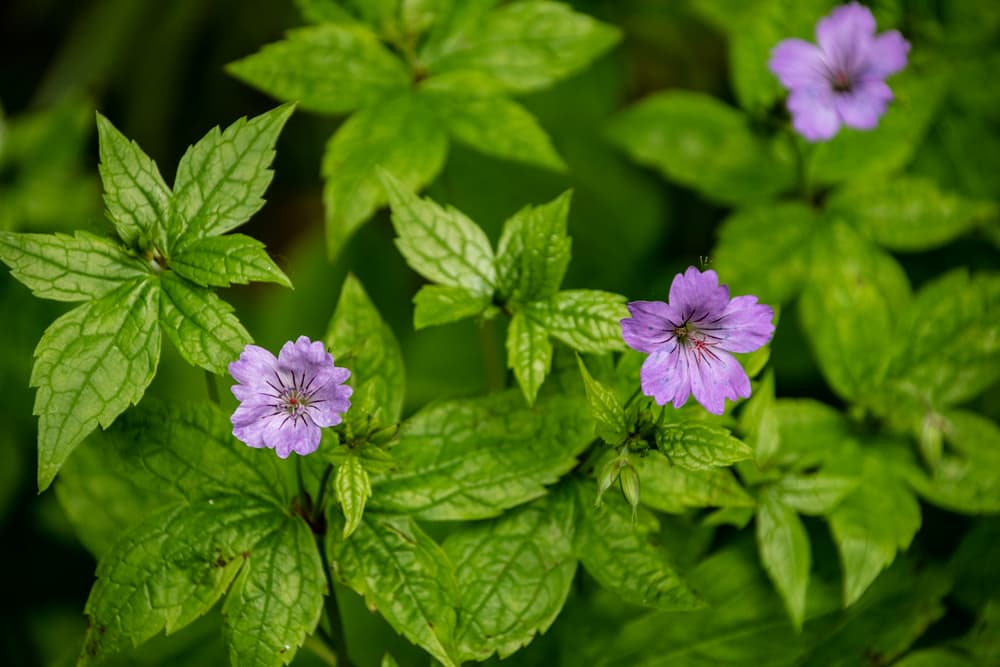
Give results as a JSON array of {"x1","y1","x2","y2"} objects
[
  {"x1": 222, "y1": 517, "x2": 325, "y2": 667},
  {"x1": 446, "y1": 493, "x2": 576, "y2": 661},
  {"x1": 739, "y1": 369, "x2": 780, "y2": 466},
  {"x1": 326, "y1": 274, "x2": 405, "y2": 424},
  {"x1": 158, "y1": 273, "x2": 251, "y2": 374},
  {"x1": 370, "y1": 391, "x2": 592, "y2": 520},
  {"x1": 0, "y1": 230, "x2": 147, "y2": 301},
  {"x1": 425, "y1": 1, "x2": 620, "y2": 94},
  {"x1": 170, "y1": 104, "x2": 294, "y2": 247},
  {"x1": 576, "y1": 355, "x2": 627, "y2": 444},
  {"x1": 96, "y1": 113, "x2": 172, "y2": 250},
  {"x1": 295, "y1": 0, "x2": 358, "y2": 25},
  {"x1": 495, "y1": 190, "x2": 573, "y2": 303},
  {"x1": 327, "y1": 513, "x2": 459, "y2": 667},
  {"x1": 506, "y1": 309, "x2": 553, "y2": 406},
  {"x1": 412, "y1": 284, "x2": 491, "y2": 329},
  {"x1": 419, "y1": 71, "x2": 566, "y2": 171},
  {"x1": 635, "y1": 451, "x2": 756, "y2": 513},
  {"x1": 654, "y1": 422, "x2": 753, "y2": 471},
  {"x1": 607, "y1": 92, "x2": 795, "y2": 205},
  {"x1": 529, "y1": 289, "x2": 628, "y2": 353},
  {"x1": 756, "y1": 491, "x2": 811, "y2": 629},
  {"x1": 80, "y1": 497, "x2": 282, "y2": 664},
  {"x1": 226, "y1": 25, "x2": 409, "y2": 115},
  {"x1": 323, "y1": 94, "x2": 448, "y2": 258},
  {"x1": 32, "y1": 278, "x2": 160, "y2": 490},
  {"x1": 170, "y1": 234, "x2": 291, "y2": 288},
  {"x1": 335, "y1": 454, "x2": 372, "y2": 538},
  {"x1": 573, "y1": 480, "x2": 704, "y2": 610}
]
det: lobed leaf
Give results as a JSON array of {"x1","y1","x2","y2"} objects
[
  {"x1": 370, "y1": 391, "x2": 592, "y2": 520},
  {"x1": 170, "y1": 104, "x2": 294, "y2": 247},
  {"x1": 170, "y1": 234, "x2": 291, "y2": 288},
  {"x1": 495, "y1": 190, "x2": 573, "y2": 303},
  {"x1": 529, "y1": 289, "x2": 628, "y2": 353},
  {"x1": 323, "y1": 94, "x2": 448, "y2": 258},
  {"x1": 0, "y1": 230, "x2": 147, "y2": 302},
  {"x1": 32, "y1": 278, "x2": 160, "y2": 490}
]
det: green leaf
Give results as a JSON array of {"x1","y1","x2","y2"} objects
[
  {"x1": 425, "y1": 1, "x2": 620, "y2": 94},
  {"x1": 634, "y1": 451, "x2": 756, "y2": 513},
  {"x1": 607, "y1": 92, "x2": 795, "y2": 205},
  {"x1": 222, "y1": 517, "x2": 325, "y2": 667},
  {"x1": 827, "y1": 176, "x2": 994, "y2": 252},
  {"x1": 381, "y1": 168, "x2": 496, "y2": 294},
  {"x1": 326, "y1": 274, "x2": 405, "y2": 424},
  {"x1": 226, "y1": 25, "x2": 409, "y2": 115},
  {"x1": 739, "y1": 369, "x2": 780, "y2": 466},
  {"x1": 170, "y1": 104, "x2": 294, "y2": 247},
  {"x1": 810, "y1": 67, "x2": 948, "y2": 185},
  {"x1": 323, "y1": 94, "x2": 448, "y2": 258},
  {"x1": 755, "y1": 491, "x2": 811, "y2": 629},
  {"x1": 80, "y1": 497, "x2": 282, "y2": 664},
  {"x1": 369, "y1": 391, "x2": 592, "y2": 520},
  {"x1": 881, "y1": 269, "x2": 1000, "y2": 411},
  {"x1": 295, "y1": 0, "x2": 358, "y2": 25},
  {"x1": 445, "y1": 493, "x2": 577, "y2": 661},
  {"x1": 654, "y1": 422, "x2": 753, "y2": 471},
  {"x1": 327, "y1": 513, "x2": 459, "y2": 667},
  {"x1": 712, "y1": 202, "x2": 821, "y2": 305},
  {"x1": 0, "y1": 230, "x2": 147, "y2": 301},
  {"x1": 170, "y1": 234, "x2": 291, "y2": 288},
  {"x1": 158, "y1": 273, "x2": 251, "y2": 374},
  {"x1": 800, "y1": 222, "x2": 911, "y2": 402},
  {"x1": 96, "y1": 113, "x2": 172, "y2": 249},
  {"x1": 495, "y1": 190, "x2": 573, "y2": 303},
  {"x1": 335, "y1": 454, "x2": 371, "y2": 538},
  {"x1": 417, "y1": 0, "x2": 495, "y2": 67},
  {"x1": 529, "y1": 289, "x2": 628, "y2": 353},
  {"x1": 829, "y1": 460, "x2": 921, "y2": 606},
  {"x1": 576, "y1": 355, "x2": 627, "y2": 444},
  {"x1": 412, "y1": 284, "x2": 491, "y2": 329},
  {"x1": 572, "y1": 480, "x2": 704, "y2": 610},
  {"x1": 506, "y1": 309, "x2": 553, "y2": 406},
  {"x1": 769, "y1": 474, "x2": 858, "y2": 516},
  {"x1": 32, "y1": 278, "x2": 160, "y2": 490},
  {"x1": 419, "y1": 71, "x2": 566, "y2": 170},
  {"x1": 893, "y1": 649, "x2": 975, "y2": 667},
  {"x1": 92, "y1": 398, "x2": 292, "y2": 506},
  {"x1": 772, "y1": 398, "x2": 855, "y2": 470}
]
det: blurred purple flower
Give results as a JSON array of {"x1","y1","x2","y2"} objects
[
  {"x1": 621, "y1": 267, "x2": 774, "y2": 415},
  {"x1": 229, "y1": 336, "x2": 352, "y2": 458},
  {"x1": 769, "y1": 2, "x2": 910, "y2": 141}
]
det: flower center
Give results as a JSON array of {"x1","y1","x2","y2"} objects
[
  {"x1": 830, "y1": 70, "x2": 853, "y2": 93},
  {"x1": 282, "y1": 389, "x2": 310, "y2": 415}
]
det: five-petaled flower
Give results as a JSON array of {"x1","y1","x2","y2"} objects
[
  {"x1": 229, "y1": 336, "x2": 352, "y2": 458},
  {"x1": 769, "y1": 2, "x2": 910, "y2": 142},
  {"x1": 620, "y1": 267, "x2": 774, "y2": 415}
]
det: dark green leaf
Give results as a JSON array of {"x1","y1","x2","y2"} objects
[
  {"x1": 32, "y1": 278, "x2": 160, "y2": 490},
  {"x1": 654, "y1": 422, "x2": 753, "y2": 471},
  {"x1": 756, "y1": 491, "x2": 811, "y2": 629},
  {"x1": 96, "y1": 113, "x2": 172, "y2": 249},
  {"x1": 327, "y1": 513, "x2": 459, "y2": 667},
  {"x1": 323, "y1": 93, "x2": 448, "y2": 258},
  {"x1": 0, "y1": 230, "x2": 147, "y2": 301},
  {"x1": 170, "y1": 234, "x2": 291, "y2": 288},
  {"x1": 158, "y1": 273, "x2": 251, "y2": 374},
  {"x1": 222, "y1": 516, "x2": 325, "y2": 667},
  {"x1": 494, "y1": 190, "x2": 572, "y2": 303},
  {"x1": 446, "y1": 493, "x2": 576, "y2": 661},
  {"x1": 607, "y1": 92, "x2": 795, "y2": 205},
  {"x1": 424, "y1": 1, "x2": 620, "y2": 94},
  {"x1": 412, "y1": 284, "x2": 491, "y2": 329},
  {"x1": 226, "y1": 25, "x2": 409, "y2": 115},
  {"x1": 769, "y1": 474, "x2": 858, "y2": 516},
  {"x1": 170, "y1": 104, "x2": 294, "y2": 247},
  {"x1": 326, "y1": 274, "x2": 405, "y2": 424},
  {"x1": 506, "y1": 309, "x2": 553, "y2": 406},
  {"x1": 370, "y1": 391, "x2": 592, "y2": 520},
  {"x1": 573, "y1": 480, "x2": 704, "y2": 610}
]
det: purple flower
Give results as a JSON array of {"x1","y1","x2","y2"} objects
[
  {"x1": 769, "y1": 2, "x2": 910, "y2": 141},
  {"x1": 620, "y1": 268, "x2": 774, "y2": 415},
  {"x1": 229, "y1": 336, "x2": 352, "y2": 458}
]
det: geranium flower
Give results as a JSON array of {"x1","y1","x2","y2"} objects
[
  {"x1": 769, "y1": 2, "x2": 910, "y2": 141},
  {"x1": 229, "y1": 336, "x2": 352, "y2": 458},
  {"x1": 620, "y1": 267, "x2": 774, "y2": 415}
]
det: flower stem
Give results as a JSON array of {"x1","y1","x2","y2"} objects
[
  {"x1": 204, "y1": 370, "x2": 220, "y2": 405},
  {"x1": 623, "y1": 386, "x2": 643, "y2": 411}
]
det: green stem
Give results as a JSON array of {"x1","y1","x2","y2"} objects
[
  {"x1": 204, "y1": 370, "x2": 220, "y2": 405},
  {"x1": 296, "y1": 456, "x2": 307, "y2": 500},
  {"x1": 480, "y1": 318, "x2": 505, "y2": 392},
  {"x1": 313, "y1": 463, "x2": 335, "y2": 523},
  {"x1": 318, "y1": 535, "x2": 354, "y2": 667},
  {"x1": 303, "y1": 634, "x2": 340, "y2": 667},
  {"x1": 622, "y1": 386, "x2": 643, "y2": 411}
]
